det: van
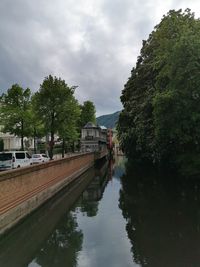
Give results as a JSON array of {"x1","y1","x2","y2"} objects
[{"x1": 0, "y1": 151, "x2": 31, "y2": 171}]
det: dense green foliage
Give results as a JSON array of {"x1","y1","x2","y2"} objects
[
  {"x1": 29, "y1": 97, "x2": 46, "y2": 153},
  {"x1": 97, "y1": 111, "x2": 120, "y2": 129},
  {"x1": 57, "y1": 96, "x2": 81, "y2": 157},
  {"x1": 118, "y1": 9, "x2": 200, "y2": 172},
  {"x1": 0, "y1": 84, "x2": 32, "y2": 150},
  {"x1": 80, "y1": 101, "x2": 96, "y2": 127},
  {"x1": 33, "y1": 75, "x2": 79, "y2": 159}
]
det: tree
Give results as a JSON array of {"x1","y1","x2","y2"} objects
[
  {"x1": 118, "y1": 9, "x2": 200, "y2": 171},
  {"x1": 0, "y1": 84, "x2": 32, "y2": 150},
  {"x1": 30, "y1": 95, "x2": 46, "y2": 153},
  {"x1": 34, "y1": 75, "x2": 76, "y2": 159},
  {"x1": 80, "y1": 101, "x2": 96, "y2": 127},
  {"x1": 57, "y1": 97, "x2": 81, "y2": 157},
  {"x1": 0, "y1": 138, "x2": 4, "y2": 152}
]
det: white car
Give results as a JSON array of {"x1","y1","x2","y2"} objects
[
  {"x1": 0, "y1": 151, "x2": 31, "y2": 170},
  {"x1": 31, "y1": 154, "x2": 49, "y2": 164}
]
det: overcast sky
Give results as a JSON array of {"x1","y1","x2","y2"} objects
[{"x1": 0, "y1": 0, "x2": 200, "y2": 116}]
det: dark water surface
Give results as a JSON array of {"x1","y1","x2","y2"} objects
[{"x1": 1, "y1": 157, "x2": 200, "y2": 267}]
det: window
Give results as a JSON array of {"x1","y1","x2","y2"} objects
[
  {"x1": 16, "y1": 152, "x2": 25, "y2": 159},
  {"x1": 0, "y1": 153, "x2": 12, "y2": 161},
  {"x1": 33, "y1": 154, "x2": 40, "y2": 158}
]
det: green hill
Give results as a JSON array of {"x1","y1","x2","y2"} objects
[{"x1": 96, "y1": 111, "x2": 120, "y2": 129}]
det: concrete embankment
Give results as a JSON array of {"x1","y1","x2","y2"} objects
[{"x1": 0, "y1": 152, "x2": 95, "y2": 235}]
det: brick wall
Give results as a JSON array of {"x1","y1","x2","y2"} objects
[{"x1": 0, "y1": 152, "x2": 95, "y2": 235}]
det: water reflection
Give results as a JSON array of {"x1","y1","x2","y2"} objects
[
  {"x1": 119, "y1": 162, "x2": 200, "y2": 267},
  {"x1": 75, "y1": 157, "x2": 134, "y2": 267},
  {"x1": 35, "y1": 213, "x2": 83, "y2": 267},
  {"x1": 78, "y1": 160, "x2": 109, "y2": 217}
]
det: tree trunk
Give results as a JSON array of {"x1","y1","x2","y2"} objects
[
  {"x1": 21, "y1": 136, "x2": 24, "y2": 151},
  {"x1": 49, "y1": 131, "x2": 54, "y2": 160},
  {"x1": 34, "y1": 127, "x2": 37, "y2": 154},
  {"x1": 21, "y1": 120, "x2": 24, "y2": 151},
  {"x1": 62, "y1": 138, "x2": 65, "y2": 158},
  {"x1": 49, "y1": 113, "x2": 55, "y2": 160}
]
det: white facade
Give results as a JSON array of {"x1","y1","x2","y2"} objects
[
  {"x1": 81, "y1": 128, "x2": 100, "y2": 139},
  {"x1": 81, "y1": 122, "x2": 108, "y2": 152},
  {"x1": 0, "y1": 131, "x2": 34, "y2": 151}
]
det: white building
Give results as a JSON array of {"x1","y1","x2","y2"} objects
[
  {"x1": 81, "y1": 122, "x2": 107, "y2": 152},
  {"x1": 0, "y1": 130, "x2": 34, "y2": 151}
]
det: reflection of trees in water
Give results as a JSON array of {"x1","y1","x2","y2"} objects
[
  {"x1": 112, "y1": 156, "x2": 126, "y2": 179},
  {"x1": 36, "y1": 212, "x2": 83, "y2": 267},
  {"x1": 78, "y1": 198, "x2": 99, "y2": 217},
  {"x1": 119, "y1": 162, "x2": 200, "y2": 267}
]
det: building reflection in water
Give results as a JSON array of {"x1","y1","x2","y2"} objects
[
  {"x1": 119, "y1": 161, "x2": 200, "y2": 267},
  {"x1": 76, "y1": 158, "x2": 109, "y2": 217}
]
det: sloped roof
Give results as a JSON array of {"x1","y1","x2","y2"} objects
[{"x1": 83, "y1": 122, "x2": 97, "y2": 128}]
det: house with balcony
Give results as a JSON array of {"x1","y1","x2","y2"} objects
[{"x1": 81, "y1": 122, "x2": 108, "y2": 152}]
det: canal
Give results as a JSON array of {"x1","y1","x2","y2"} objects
[{"x1": 1, "y1": 156, "x2": 200, "y2": 266}]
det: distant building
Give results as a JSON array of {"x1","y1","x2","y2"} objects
[
  {"x1": 81, "y1": 122, "x2": 108, "y2": 152},
  {"x1": 0, "y1": 126, "x2": 34, "y2": 151},
  {"x1": 107, "y1": 128, "x2": 113, "y2": 150},
  {"x1": 0, "y1": 132, "x2": 21, "y2": 150},
  {"x1": 112, "y1": 128, "x2": 124, "y2": 156}
]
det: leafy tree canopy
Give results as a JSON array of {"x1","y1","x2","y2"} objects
[
  {"x1": 118, "y1": 9, "x2": 200, "y2": 173},
  {"x1": 80, "y1": 100, "x2": 96, "y2": 127},
  {"x1": 34, "y1": 75, "x2": 77, "y2": 158},
  {"x1": 0, "y1": 84, "x2": 32, "y2": 150}
]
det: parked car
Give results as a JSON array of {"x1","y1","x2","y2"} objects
[
  {"x1": 0, "y1": 151, "x2": 31, "y2": 171},
  {"x1": 31, "y1": 154, "x2": 50, "y2": 164}
]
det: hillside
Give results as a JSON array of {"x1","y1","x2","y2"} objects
[{"x1": 96, "y1": 111, "x2": 120, "y2": 129}]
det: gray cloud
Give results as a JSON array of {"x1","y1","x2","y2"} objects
[{"x1": 0, "y1": 0, "x2": 200, "y2": 115}]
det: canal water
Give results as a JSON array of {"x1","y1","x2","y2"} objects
[{"x1": 1, "y1": 157, "x2": 200, "y2": 267}]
